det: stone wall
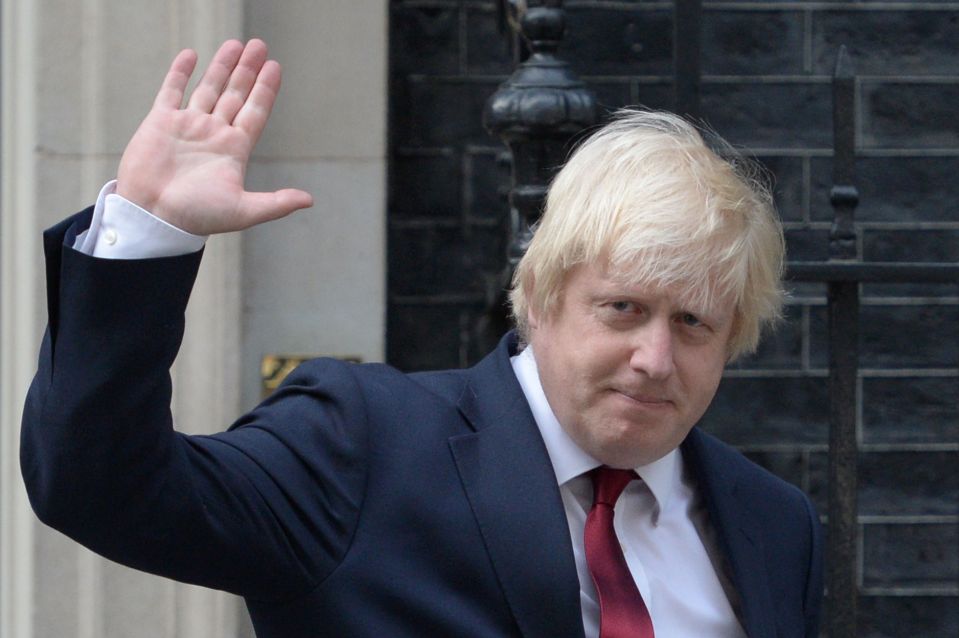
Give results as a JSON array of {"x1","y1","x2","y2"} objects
[{"x1": 387, "y1": 2, "x2": 959, "y2": 635}]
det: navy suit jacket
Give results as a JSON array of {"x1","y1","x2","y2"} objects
[{"x1": 21, "y1": 209, "x2": 823, "y2": 637}]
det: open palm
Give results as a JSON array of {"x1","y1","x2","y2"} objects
[{"x1": 117, "y1": 39, "x2": 313, "y2": 236}]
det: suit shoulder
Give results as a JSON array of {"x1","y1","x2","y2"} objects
[
  {"x1": 277, "y1": 357, "x2": 467, "y2": 408},
  {"x1": 687, "y1": 428, "x2": 814, "y2": 509},
  {"x1": 407, "y1": 368, "x2": 470, "y2": 402}
]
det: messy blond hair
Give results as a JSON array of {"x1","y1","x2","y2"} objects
[{"x1": 511, "y1": 109, "x2": 785, "y2": 360}]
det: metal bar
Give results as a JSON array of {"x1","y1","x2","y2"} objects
[
  {"x1": 826, "y1": 46, "x2": 859, "y2": 638},
  {"x1": 786, "y1": 261, "x2": 959, "y2": 283},
  {"x1": 827, "y1": 280, "x2": 860, "y2": 638},
  {"x1": 673, "y1": 0, "x2": 702, "y2": 120}
]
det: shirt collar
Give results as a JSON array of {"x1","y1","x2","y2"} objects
[{"x1": 510, "y1": 344, "x2": 682, "y2": 514}]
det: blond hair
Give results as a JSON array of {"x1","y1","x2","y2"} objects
[{"x1": 511, "y1": 109, "x2": 785, "y2": 360}]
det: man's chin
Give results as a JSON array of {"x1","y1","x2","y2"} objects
[{"x1": 588, "y1": 434, "x2": 673, "y2": 469}]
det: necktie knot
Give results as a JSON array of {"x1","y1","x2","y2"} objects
[{"x1": 590, "y1": 466, "x2": 638, "y2": 507}]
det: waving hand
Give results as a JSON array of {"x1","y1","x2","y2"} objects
[{"x1": 116, "y1": 39, "x2": 313, "y2": 235}]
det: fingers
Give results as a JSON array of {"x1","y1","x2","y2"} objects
[
  {"x1": 233, "y1": 60, "x2": 282, "y2": 144},
  {"x1": 186, "y1": 40, "x2": 245, "y2": 113},
  {"x1": 212, "y1": 40, "x2": 269, "y2": 123},
  {"x1": 166, "y1": 39, "x2": 281, "y2": 144},
  {"x1": 153, "y1": 49, "x2": 198, "y2": 109},
  {"x1": 237, "y1": 189, "x2": 314, "y2": 228}
]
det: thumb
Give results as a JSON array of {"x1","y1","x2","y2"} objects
[{"x1": 236, "y1": 189, "x2": 314, "y2": 228}]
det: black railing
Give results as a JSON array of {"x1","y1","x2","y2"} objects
[{"x1": 784, "y1": 46, "x2": 959, "y2": 638}]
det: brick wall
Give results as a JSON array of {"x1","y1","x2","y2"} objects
[{"x1": 388, "y1": 2, "x2": 958, "y2": 635}]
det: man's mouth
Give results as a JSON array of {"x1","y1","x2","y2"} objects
[{"x1": 612, "y1": 388, "x2": 672, "y2": 406}]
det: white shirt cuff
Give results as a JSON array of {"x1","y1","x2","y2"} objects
[{"x1": 73, "y1": 181, "x2": 207, "y2": 259}]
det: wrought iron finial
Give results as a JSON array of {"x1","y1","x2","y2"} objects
[
  {"x1": 484, "y1": 0, "x2": 597, "y2": 268},
  {"x1": 829, "y1": 46, "x2": 859, "y2": 261}
]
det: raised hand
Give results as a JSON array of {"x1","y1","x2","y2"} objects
[{"x1": 116, "y1": 39, "x2": 313, "y2": 235}]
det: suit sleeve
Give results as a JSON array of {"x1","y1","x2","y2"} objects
[{"x1": 20, "y1": 210, "x2": 368, "y2": 603}]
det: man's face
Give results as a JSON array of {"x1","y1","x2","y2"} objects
[{"x1": 527, "y1": 262, "x2": 734, "y2": 469}]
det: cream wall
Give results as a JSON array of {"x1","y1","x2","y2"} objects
[
  {"x1": 241, "y1": 0, "x2": 387, "y2": 406},
  {"x1": 0, "y1": 1, "x2": 387, "y2": 636}
]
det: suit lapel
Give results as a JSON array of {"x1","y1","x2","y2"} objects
[
  {"x1": 449, "y1": 335, "x2": 584, "y2": 638},
  {"x1": 683, "y1": 429, "x2": 777, "y2": 638}
]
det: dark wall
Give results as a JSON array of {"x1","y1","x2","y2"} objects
[{"x1": 387, "y1": 2, "x2": 958, "y2": 635}]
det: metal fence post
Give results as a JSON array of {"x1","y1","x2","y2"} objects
[{"x1": 827, "y1": 46, "x2": 860, "y2": 638}]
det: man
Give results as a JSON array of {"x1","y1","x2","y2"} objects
[{"x1": 21, "y1": 39, "x2": 822, "y2": 637}]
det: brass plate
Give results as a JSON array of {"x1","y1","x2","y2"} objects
[{"x1": 261, "y1": 354, "x2": 362, "y2": 398}]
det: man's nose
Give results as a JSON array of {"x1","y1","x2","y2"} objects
[{"x1": 628, "y1": 319, "x2": 676, "y2": 380}]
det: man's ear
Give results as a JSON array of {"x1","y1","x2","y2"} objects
[
  {"x1": 527, "y1": 306, "x2": 540, "y2": 330},
  {"x1": 525, "y1": 275, "x2": 540, "y2": 329}
]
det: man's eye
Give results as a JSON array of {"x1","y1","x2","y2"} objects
[
  {"x1": 610, "y1": 301, "x2": 635, "y2": 313},
  {"x1": 681, "y1": 313, "x2": 703, "y2": 327}
]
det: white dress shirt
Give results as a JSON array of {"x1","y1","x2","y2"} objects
[
  {"x1": 511, "y1": 346, "x2": 746, "y2": 638},
  {"x1": 77, "y1": 183, "x2": 746, "y2": 637}
]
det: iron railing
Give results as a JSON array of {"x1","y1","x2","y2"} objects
[{"x1": 786, "y1": 46, "x2": 959, "y2": 638}]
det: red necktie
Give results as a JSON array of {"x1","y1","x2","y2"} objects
[{"x1": 585, "y1": 466, "x2": 655, "y2": 638}]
